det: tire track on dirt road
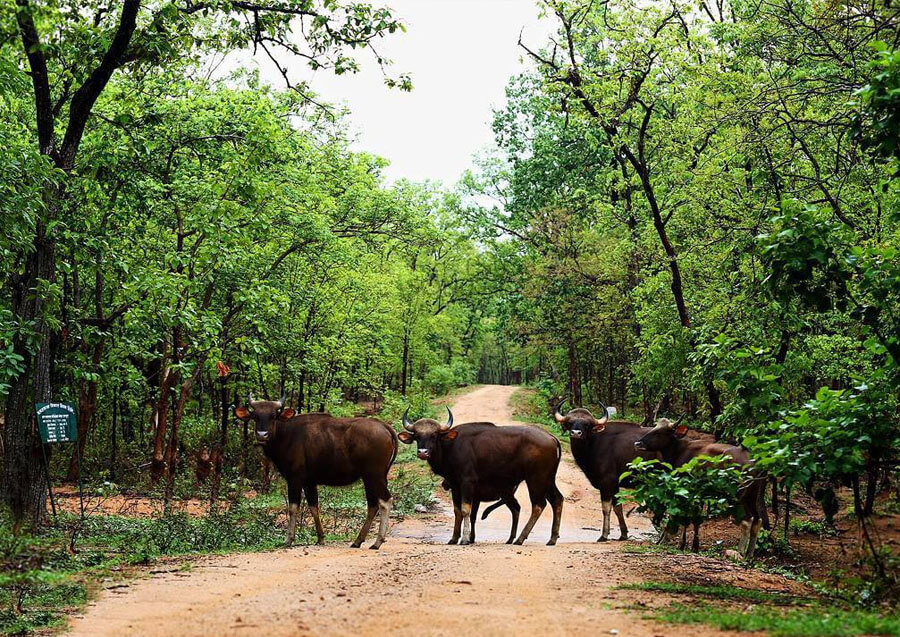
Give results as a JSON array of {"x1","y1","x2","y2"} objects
[{"x1": 67, "y1": 385, "x2": 739, "y2": 636}]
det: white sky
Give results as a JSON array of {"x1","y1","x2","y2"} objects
[{"x1": 240, "y1": 0, "x2": 555, "y2": 185}]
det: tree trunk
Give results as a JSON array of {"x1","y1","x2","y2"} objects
[
  {"x1": 151, "y1": 363, "x2": 179, "y2": 483},
  {"x1": 67, "y1": 341, "x2": 104, "y2": 480},
  {"x1": 567, "y1": 340, "x2": 582, "y2": 405},
  {"x1": 401, "y1": 330, "x2": 410, "y2": 395},
  {"x1": 1, "y1": 214, "x2": 57, "y2": 527}
]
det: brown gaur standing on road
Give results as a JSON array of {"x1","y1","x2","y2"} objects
[
  {"x1": 554, "y1": 400, "x2": 660, "y2": 541},
  {"x1": 234, "y1": 392, "x2": 397, "y2": 550},
  {"x1": 398, "y1": 407, "x2": 564, "y2": 546}
]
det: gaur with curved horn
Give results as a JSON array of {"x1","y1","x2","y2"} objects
[
  {"x1": 634, "y1": 417, "x2": 764, "y2": 557},
  {"x1": 231, "y1": 394, "x2": 398, "y2": 550},
  {"x1": 404, "y1": 406, "x2": 452, "y2": 432},
  {"x1": 398, "y1": 405, "x2": 563, "y2": 546},
  {"x1": 556, "y1": 398, "x2": 658, "y2": 541},
  {"x1": 555, "y1": 397, "x2": 608, "y2": 431}
]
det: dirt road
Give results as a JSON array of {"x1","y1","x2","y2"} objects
[{"x1": 67, "y1": 385, "x2": 735, "y2": 636}]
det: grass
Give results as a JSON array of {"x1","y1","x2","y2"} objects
[
  {"x1": 619, "y1": 580, "x2": 798, "y2": 605},
  {"x1": 652, "y1": 602, "x2": 900, "y2": 636},
  {"x1": 509, "y1": 387, "x2": 568, "y2": 440},
  {"x1": 623, "y1": 581, "x2": 900, "y2": 636},
  {"x1": 0, "y1": 582, "x2": 87, "y2": 636}
]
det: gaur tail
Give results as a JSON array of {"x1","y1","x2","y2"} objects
[
  {"x1": 382, "y1": 421, "x2": 399, "y2": 467},
  {"x1": 481, "y1": 500, "x2": 506, "y2": 520}
]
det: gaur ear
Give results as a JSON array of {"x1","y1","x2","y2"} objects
[
  {"x1": 592, "y1": 421, "x2": 607, "y2": 433},
  {"x1": 279, "y1": 408, "x2": 296, "y2": 421},
  {"x1": 233, "y1": 406, "x2": 251, "y2": 420},
  {"x1": 674, "y1": 424, "x2": 688, "y2": 438},
  {"x1": 441, "y1": 429, "x2": 459, "y2": 441},
  {"x1": 398, "y1": 431, "x2": 415, "y2": 444}
]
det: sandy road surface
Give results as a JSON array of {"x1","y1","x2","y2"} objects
[{"x1": 67, "y1": 385, "x2": 737, "y2": 637}]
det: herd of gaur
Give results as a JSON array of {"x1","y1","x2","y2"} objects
[{"x1": 233, "y1": 393, "x2": 764, "y2": 557}]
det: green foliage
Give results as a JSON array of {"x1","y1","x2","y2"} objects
[
  {"x1": 648, "y1": 601, "x2": 900, "y2": 637},
  {"x1": 622, "y1": 456, "x2": 745, "y2": 532},
  {"x1": 854, "y1": 42, "x2": 900, "y2": 163},
  {"x1": 745, "y1": 385, "x2": 898, "y2": 491}
]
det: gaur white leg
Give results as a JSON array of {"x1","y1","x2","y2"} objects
[
  {"x1": 309, "y1": 506, "x2": 325, "y2": 545},
  {"x1": 351, "y1": 505, "x2": 378, "y2": 548},
  {"x1": 547, "y1": 489, "x2": 563, "y2": 546},
  {"x1": 449, "y1": 506, "x2": 462, "y2": 544},
  {"x1": 286, "y1": 502, "x2": 299, "y2": 547},
  {"x1": 598, "y1": 499, "x2": 612, "y2": 541},
  {"x1": 737, "y1": 519, "x2": 752, "y2": 555},
  {"x1": 459, "y1": 501, "x2": 472, "y2": 545},
  {"x1": 305, "y1": 485, "x2": 325, "y2": 545},
  {"x1": 614, "y1": 503, "x2": 628, "y2": 540},
  {"x1": 745, "y1": 518, "x2": 762, "y2": 559},
  {"x1": 369, "y1": 498, "x2": 392, "y2": 550}
]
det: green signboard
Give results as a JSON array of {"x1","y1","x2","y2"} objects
[{"x1": 35, "y1": 402, "x2": 77, "y2": 444}]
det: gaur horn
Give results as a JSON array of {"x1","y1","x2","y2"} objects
[
  {"x1": 441, "y1": 407, "x2": 454, "y2": 431},
  {"x1": 402, "y1": 407, "x2": 414, "y2": 432},
  {"x1": 595, "y1": 401, "x2": 610, "y2": 426},
  {"x1": 554, "y1": 398, "x2": 568, "y2": 424},
  {"x1": 672, "y1": 414, "x2": 685, "y2": 426},
  {"x1": 277, "y1": 387, "x2": 286, "y2": 408},
  {"x1": 249, "y1": 391, "x2": 256, "y2": 404}
]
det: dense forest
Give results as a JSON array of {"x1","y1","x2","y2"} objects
[{"x1": 1, "y1": 0, "x2": 899, "y2": 632}]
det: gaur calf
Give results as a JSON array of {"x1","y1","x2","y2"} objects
[
  {"x1": 554, "y1": 400, "x2": 659, "y2": 541},
  {"x1": 234, "y1": 393, "x2": 397, "y2": 550},
  {"x1": 399, "y1": 408, "x2": 563, "y2": 545},
  {"x1": 634, "y1": 417, "x2": 764, "y2": 558}
]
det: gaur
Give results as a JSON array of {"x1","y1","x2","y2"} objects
[
  {"x1": 554, "y1": 399, "x2": 659, "y2": 541},
  {"x1": 634, "y1": 417, "x2": 764, "y2": 557},
  {"x1": 234, "y1": 392, "x2": 397, "y2": 550},
  {"x1": 398, "y1": 407, "x2": 564, "y2": 546}
]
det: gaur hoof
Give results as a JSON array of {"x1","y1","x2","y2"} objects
[
  {"x1": 350, "y1": 541, "x2": 362, "y2": 548},
  {"x1": 616, "y1": 535, "x2": 628, "y2": 541},
  {"x1": 597, "y1": 536, "x2": 609, "y2": 542},
  {"x1": 506, "y1": 539, "x2": 514, "y2": 544},
  {"x1": 317, "y1": 539, "x2": 325, "y2": 546},
  {"x1": 459, "y1": 539, "x2": 471, "y2": 545},
  {"x1": 546, "y1": 538, "x2": 557, "y2": 546},
  {"x1": 369, "y1": 543, "x2": 381, "y2": 550},
  {"x1": 447, "y1": 538, "x2": 459, "y2": 545},
  {"x1": 513, "y1": 539, "x2": 524, "y2": 546}
]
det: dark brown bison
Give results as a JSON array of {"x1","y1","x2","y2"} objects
[
  {"x1": 554, "y1": 400, "x2": 659, "y2": 541},
  {"x1": 634, "y1": 417, "x2": 764, "y2": 557},
  {"x1": 234, "y1": 393, "x2": 397, "y2": 550},
  {"x1": 398, "y1": 408, "x2": 563, "y2": 546}
]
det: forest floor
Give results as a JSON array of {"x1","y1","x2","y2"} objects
[{"x1": 61, "y1": 385, "x2": 889, "y2": 636}]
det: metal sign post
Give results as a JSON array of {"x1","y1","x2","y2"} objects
[{"x1": 35, "y1": 402, "x2": 84, "y2": 521}]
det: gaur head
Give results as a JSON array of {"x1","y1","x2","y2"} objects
[
  {"x1": 397, "y1": 407, "x2": 456, "y2": 460},
  {"x1": 633, "y1": 416, "x2": 687, "y2": 451},
  {"x1": 233, "y1": 390, "x2": 295, "y2": 444},
  {"x1": 553, "y1": 399, "x2": 609, "y2": 440}
]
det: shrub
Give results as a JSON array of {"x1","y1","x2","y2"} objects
[{"x1": 622, "y1": 455, "x2": 745, "y2": 543}]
